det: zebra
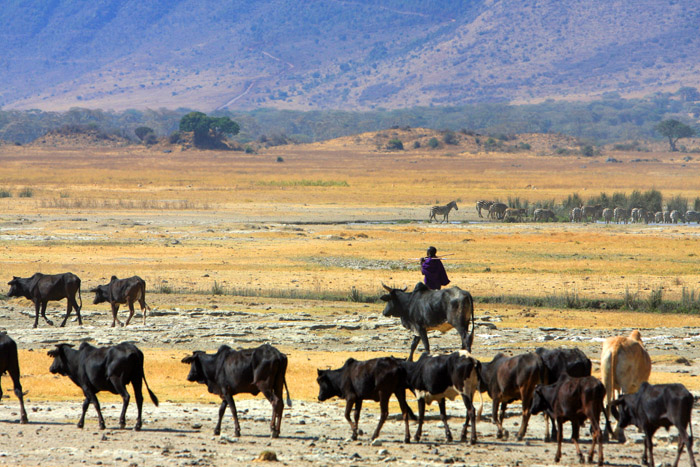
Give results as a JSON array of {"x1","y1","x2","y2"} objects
[
  {"x1": 488, "y1": 202, "x2": 508, "y2": 220},
  {"x1": 475, "y1": 200, "x2": 494, "y2": 218},
  {"x1": 429, "y1": 201, "x2": 458, "y2": 223},
  {"x1": 533, "y1": 208, "x2": 556, "y2": 222},
  {"x1": 685, "y1": 210, "x2": 700, "y2": 224},
  {"x1": 663, "y1": 210, "x2": 671, "y2": 223},
  {"x1": 582, "y1": 205, "x2": 602, "y2": 222},
  {"x1": 614, "y1": 207, "x2": 628, "y2": 224},
  {"x1": 630, "y1": 207, "x2": 643, "y2": 223},
  {"x1": 602, "y1": 208, "x2": 613, "y2": 224},
  {"x1": 570, "y1": 207, "x2": 582, "y2": 223},
  {"x1": 503, "y1": 207, "x2": 525, "y2": 222},
  {"x1": 654, "y1": 211, "x2": 663, "y2": 224},
  {"x1": 670, "y1": 210, "x2": 682, "y2": 224}
]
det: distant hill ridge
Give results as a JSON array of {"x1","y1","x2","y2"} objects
[{"x1": 1, "y1": 0, "x2": 699, "y2": 111}]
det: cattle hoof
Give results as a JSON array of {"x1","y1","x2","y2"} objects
[
  {"x1": 77, "y1": 422, "x2": 84, "y2": 429},
  {"x1": 413, "y1": 435, "x2": 421, "y2": 443},
  {"x1": 234, "y1": 430, "x2": 241, "y2": 437},
  {"x1": 119, "y1": 423, "x2": 126, "y2": 429},
  {"x1": 404, "y1": 437, "x2": 411, "y2": 444},
  {"x1": 578, "y1": 454, "x2": 585, "y2": 464},
  {"x1": 445, "y1": 435, "x2": 453, "y2": 443},
  {"x1": 271, "y1": 431, "x2": 279, "y2": 439},
  {"x1": 134, "y1": 424, "x2": 141, "y2": 432},
  {"x1": 554, "y1": 455, "x2": 561, "y2": 463},
  {"x1": 20, "y1": 417, "x2": 28, "y2": 424},
  {"x1": 47, "y1": 320, "x2": 54, "y2": 326},
  {"x1": 214, "y1": 429, "x2": 221, "y2": 436},
  {"x1": 470, "y1": 438, "x2": 477, "y2": 446},
  {"x1": 99, "y1": 424, "x2": 106, "y2": 430}
]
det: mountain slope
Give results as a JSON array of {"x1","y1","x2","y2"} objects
[{"x1": 2, "y1": 0, "x2": 699, "y2": 111}]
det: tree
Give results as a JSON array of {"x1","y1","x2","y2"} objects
[
  {"x1": 179, "y1": 112, "x2": 240, "y2": 148},
  {"x1": 655, "y1": 119, "x2": 695, "y2": 151},
  {"x1": 386, "y1": 138, "x2": 403, "y2": 150},
  {"x1": 134, "y1": 126, "x2": 154, "y2": 141}
]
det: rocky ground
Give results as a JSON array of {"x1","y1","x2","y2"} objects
[{"x1": 0, "y1": 302, "x2": 698, "y2": 466}]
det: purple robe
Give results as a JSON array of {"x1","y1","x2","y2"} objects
[{"x1": 421, "y1": 257, "x2": 450, "y2": 290}]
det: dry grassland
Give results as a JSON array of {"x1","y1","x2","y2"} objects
[{"x1": 1, "y1": 140, "x2": 700, "y2": 403}]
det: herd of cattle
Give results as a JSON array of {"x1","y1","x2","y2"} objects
[{"x1": 1, "y1": 275, "x2": 698, "y2": 466}]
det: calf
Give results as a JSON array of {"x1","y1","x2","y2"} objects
[
  {"x1": 536, "y1": 346, "x2": 592, "y2": 441},
  {"x1": 601, "y1": 329, "x2": 651, "y2": 441},
  {"x1": 531, "y1": 376, "x2": 606, "y2": 466},
  {"x1": 182, "y1": 344, "x2": 291, "y2": 438},
  {"x1": 8, "y1": 272, "x2": 82, "y2": 328},
  {"x1": 611, "y1": 382, "x2": 696, "y2": 467},
  {"x1": 92, "y1": 275, "x2": 150, "y2": 327},
  {"x1": 317, "y1": 357, "x2": 413, "y2": 442},
  {"x1": 48, "y1": 342, "x2": 158, "y2": 430},
  {"x1": 403, "y1": 351, "x2": 482, "y2": 444},
  {"x1": 0, "y1": 333, "x2": 28, "y2": 424},
  {"x1": 479, "y1": 352, "x2": 547, "y2": 440}
]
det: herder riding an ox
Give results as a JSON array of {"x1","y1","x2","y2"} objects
[
  {"x1": 600, "y1": 329, "x2": 651, "y2": 442},
  {"x1": 182, "y1": 344, "x2": 291, "y2": 438},
  {"x1": 380, "y1": 282, "x2": 475, "y2": 361},
  {"x1": 92, "y1": 275, "x2": 150, "y2": 327},
  {"x1": 8, "y1": 272, "x2": 83, "y2": 328},
  {"x1": 611, "y1": 382, "x2": 697, "y2": 467},
  {"x1": 403, "y1": 351, "x2": 482, "y2": 444}
]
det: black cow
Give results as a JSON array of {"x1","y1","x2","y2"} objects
[
  {"x1": 182, "y1": 344, "x2": 291, "y2": 438},
  {"x1": 8, "y1": 272, "x2": 83, "y2": 328},
  {"x1": 92, "y1": 275, "x2": 150, "y2": 327},
  {"x1": 317, "y1": 357, "x2": 414, "y2": 443},
  {"x1": 530, "y1": 375, "x2": 607, "y2": 466},
  {"x1": 535, "y1": 346, "x2": 592, "y2": 441},
  {"x1": 380, "y1": 282, "x2": 475, "y2": 361},
  {"x1": 479, "y1": 352, "x2": 547, "y2": 440},
  {"x1": 47, "y1": 342, "x2": 158, "y2": 430},
  {"x1": 0, "y1": 333, "x2": 28, "y2": 424},
  {"x1": 611, "y1": 382, "x2": 697, "y2": 467},
  {"x1": 403, "y1": 351, "x2": 482, "y2": 444}
]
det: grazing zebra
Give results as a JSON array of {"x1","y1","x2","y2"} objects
[
  {"x1": 630, "y1": 207, "x2": 643, "y2": 223},
  {"x1": 488, "y1": 202, "x2": 508, "y2": 220},
  {"x1": 429, "y1": 201, "x2": 458, "y2": 223},
  {"x1": 533, "y1": 208, "x2": 556, "y2": 222},
  {"x1": 614, "y1": 207, "x2": 628, "y2": 224},
  {"x1": 686, "y1": 210, "x2": 700, "y2": 224},
  {"x1": 602, "y1": 208, "x2": 613, "y2": 224},
  {"x1": 670, "y1": 210, "x2": 682, "y2": 224},
  {"x1": 475, "y1": 200, "x2": 494, "y2": 218},
  {"x1": 570, "y1": 207, "x2": 582, "y2": 223},
  {"x1": 504, "y1": 207, "x2": 525, "y2": 222},
  {"x1": 663, "y1": 210, "x2": 671, "y2": 223},
  {"x1": 582, "y1": 205, "x2": 602, "y2": 222},
  {"x1": 654, "y1": 211, "x2": 663, "y2": 224}
]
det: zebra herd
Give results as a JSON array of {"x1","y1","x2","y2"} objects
[{"x1": 460, "y1": 200, "x2": 700, "y2": 224}]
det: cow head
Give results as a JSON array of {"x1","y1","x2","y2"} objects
[
  {"x1": 379, "y1": 283, "x2": 408, "y2": 317},
  {"x1": 610, "y1": 396, "x2": 635, "y2": 429},
  {"x1": 530, "y1": 385, "x2": 551, "y2": 416},
  {"x1": 7, "y1": 277, "x2": 25, "y2": 298},
  {"x1": 181, "y1": 351, "x2": 208, "y2": 383},
  {"x1": 91, "y1": 284, "x2": 110, "y2": 305},
  {"x1": 316, "y1": 368, "x2": 341, "y2": 401},
  {"x1": 47, "y1": 344, "x2": 74, "y2": 376}
]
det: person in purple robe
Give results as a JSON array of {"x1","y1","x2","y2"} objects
[{"x1": 420, "y1": 246, "x2": 450, "y2": 290}]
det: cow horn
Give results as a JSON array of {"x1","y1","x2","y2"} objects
[{"x1": 381, "y1": 282, "x2": 393, "y2": 292}]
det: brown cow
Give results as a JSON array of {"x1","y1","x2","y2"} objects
[
  {"x1": 601, "y1": 329, "x2": 651, "y2": 442},
  {"x1": 92, "y1": 276, "x2": 150, "y2": 327}
]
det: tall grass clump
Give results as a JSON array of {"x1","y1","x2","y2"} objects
[
  {"x1": 18, "y1": 187, "x2": 33, "y2": 198},
  {"x1": 211, "y1": 281, "x2": 225, "y2": 295},
  {"x1": 0, "y1": 189, "x2": 11, "y2": 198}
]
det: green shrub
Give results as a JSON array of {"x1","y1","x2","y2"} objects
[
  {"x1": 386, "y1": 138, "x2": 404, "y2": 150},
  {"x1": 0, "y1": 189, "x2": 11, "y2": 198},
  {"x1": 18, "y1": 188, "x2": 33, "y2": 198},
  {"x1": 427, "y1": 137, "x2": 439, "y2": 149},
  {"x1": 666, "y1": 195, "x2": 688, "y2": 213},
  {"x1": 442, "y1": 130, "x2": 458, "y2": 145}
]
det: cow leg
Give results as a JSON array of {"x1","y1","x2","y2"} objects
[
  {"x1": 460, "y1": 393, "x2": 477, "y2": 445},
  {"x1": 570, "y1": 421, "x2": 585, "y2": 464},
  {"x1": 131, "y1": 376, "x2": 144, "y2": 431},
  {"x1": 59, "y1": 300, "x2": 73, "y2": 327},
  {"x1": 646, "y1": 431, "x2": 656, "y2": 467},
  {"x1": 139, "y1": 298, "x2": 148, "y2": 325},
  {"x1": 214, "y1": 400, "x2": 227, "y2": 435},
  {"x1": 224, "y1": 394, "x2": 241, "y2": 437},
  {"x1": 554, "y1": 418, "x2": 564, "y2": 463},
  {"x1": 493, "y1": 397, "x2": 506, "y2": 439},
  {"x1": 32, "y1": 301, "x2": 40, "y2": 328},
  {"x1": 408, "y1": 336, "x2": 421, "y2": 362},
  {"x1": 125, "y1": 301, "x2": 136, "y2": 327},
  {"x1": 263, "y1": 389, "x2": 283, "y2": 438},
  {"x1": 394, "y1": 390, "x2": 412, "y2": 444},
  {"x1": 682, "y1": 427, "x2": 697, "y2": 467},
  {"x1": 78, "y1": 397, "x2": 90, "y2": 428},
  {"x1": 414, "y1": 398, "x2": 426, "y2": 442},
  {"x1": 438, "y1": 398, "x2": 453, "y2": 442},
  {"x1": 344, "y1": 399, "x2": 360, "y2": 440},
  {"x1": 41, "y1": 302, "x2": 54, "y2": 326},
  {"x1": 371, "y1": 393, "x2": 389, "y2": 441},
  {"x1": 544, "y1": 413, "x2": 553, "y2": 442},
  {"x1": 110, "y1": 378, "x2": 130, "y2": 429},
  {"x1": 8, "y1": 365, "x2": 28, "y2": 424},
  {"x1": 517, "y1": 390, "x2": 533, "y2": 441},
  {"x1": 111, "y1": 304, "x2": 123, "y2": 327}
]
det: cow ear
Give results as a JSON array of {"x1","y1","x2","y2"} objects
[
  {"x1": 47, "y1": 349, "x2": 58, "y2": 357},
  {"x1": 316, "y1": 368, "x2": 322, "y2": 376},
  {"x1": 380, "y1": 294, "x2": 391, "y2": 302},
  {"x1": 182, "y1": 355, "x2": 195, "y2": 364},
  {"x1": 110, "y1": 275, "x2": 118, "y2": 281}
]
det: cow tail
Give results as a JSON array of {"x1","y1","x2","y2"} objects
[
  {"x1": 77, "y1": 287, "x2": 83, "y2": 312},
  {"x1": 284, "y1": 376, "x2": 292, "y2": 408},
  {"x1": 143, "y1": 373, "x2": 159, "y2": 407},
  {"x1": 467, "y1": 293, "x2": 475, "y2": 352}
]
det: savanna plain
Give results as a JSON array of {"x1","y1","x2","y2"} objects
[{"x1": 0, "y1": 137, "x2": 699, "y2": 466}]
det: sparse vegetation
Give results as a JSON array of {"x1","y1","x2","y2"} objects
[
  {"x1": 0, "y1": 189, "x2": 11, "y2": 198},
  {"x1": 18, "y1": 187, "x2": 33, "y2": 198},
  {"x1": 386, "y1": 138, "x2": 404, "y2": 150}
]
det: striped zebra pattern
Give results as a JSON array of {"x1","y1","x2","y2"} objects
[
  {"x1": 475, "y1": 200, "x2": 494, "y2": 218},
  {"x1": 429, "y1": 201, "x2": 459, "y2": 223}
]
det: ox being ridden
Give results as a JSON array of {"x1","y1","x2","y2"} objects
[
  {"x1": 0, "y1": 333, "x2": 28, "y2": 424},
  {"x1": 317, "y1": 357, "x2": 414, "y2": 443},
  {"x1": 48, "y1": 342, "x2": 159, "y2": 430},
  {"x1": 403, "y1": 351, "x2": 482, "y2": 444},
  {"x1": 611, "y1": 383, "x2": 697, "y2": 467},
  {"x1": 92, "y1": 275, "x2": 151, "y2": 327},
  {"x1": 182, "y1": 344, "x2": 291, "y2": 438},
  {"x1": 381, "y1": 282, "x2": 475, "y2": 361},
  {"x1": 8, "y1": 272, "x2": 83, "y2": 328}
]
